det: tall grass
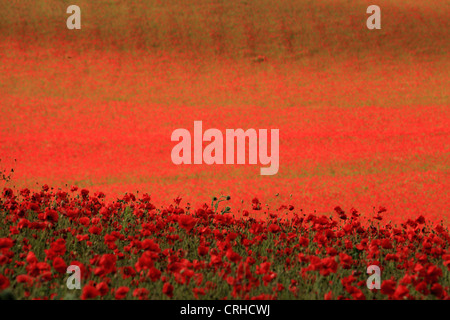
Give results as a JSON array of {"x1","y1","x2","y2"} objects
[{"x1": 0, "y1": 0, "x2": 448, "y2": 60}]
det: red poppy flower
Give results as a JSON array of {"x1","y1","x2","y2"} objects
[
  {"x1": 252, "y1": 198, "x2": 261, "y2": 210},
  {"x1": 393, "y1": 285, "x2": 409, "y2": 300},
  {"x1": 148, "y1": 267, "x2": 161, "y2": 282},
  {"x1": 98, "y1": 254, "x2": 117, "y2": 274},
  {"x1": 79, "y1": 217, "x2": 90, "y2": 226},
  {"x1": 141, "y1": 239, "x2": 160, "y2": 252},
  {"x1": 178, "y1": 215, "x2": 197, "y2": 232},
  {"x1": 80, "y1": 189, "x2": 89, "y2": 198},
  {"x1": 96, "y1": 282, "x2": 109, "y2": 297},
  {"x1": 268, "y1": 224, "x2": 280, "y2": 233},
  {"x1": 162, "y1": 282, "x2": 174, "y2": 298},
  {"x1": 115, "y1": 286, "x2": 129, "y2": 300},
  {"x1": 198, "y1": 246, "x2": 209, "y2": 256},
  {"x1": 43, "y1": 209, "x2": 59, "y2": 223},
  {"x1": 135, "y1": 251, "x2": 156, "y2": 272},
  {"x1": 121, "y1": 266, "x2": 136, "y2": 279},
  {"x1": 16, "y1": 274, "x2": 34, "y2": 286},
  {"x1": 0, "y1": 238, "x2": 13, "y2": 250},
  {"x1": 381, "y1": 239, "x2": 393, "y2": 249},
  {"x1": 89, "y1": 226, "x2": 102, "y2": 235},
  {"x1": 81, "y1": 285, "x2": 100, "y2": 300},
  {"x1": 133, "y1": 288, "x2": 149, "y2": 300},
  {"x1": 0, "y1": 274, "x2": 10, "y2": 290},
  {"x1": 226, "y1": 249, "x2": 242, "y2": 263},
  {"x1": 52, "y1": 257, "x2": 67, "y2": 273},
  {"x1": 380, "y1": 280, "x2": 396, "y2": 296},
  {"x1": 431, "y1": 283, "x2": 444, "y2": 298}
]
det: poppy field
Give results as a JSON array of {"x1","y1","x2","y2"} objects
[
  {"x1": 0, "y1": 186, "x2": 449, "y2": 300},
  {"x1": 0, "y1": 0, "x2": 449, "y2": 300}
]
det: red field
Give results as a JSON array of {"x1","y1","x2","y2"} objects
[
  {"x1": 1, "y1": 43, "x2": 448, "y2": 224},
  {"x1": 1, "y1": 188, "x2": 450, "y2": 300},
  {"x1": 0, "y1": 0, "x2": 449, "y2": 300}
]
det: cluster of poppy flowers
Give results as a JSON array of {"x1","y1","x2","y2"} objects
[{"x1": 0, "y1": 185, "x2": 449, "y2": 300}]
